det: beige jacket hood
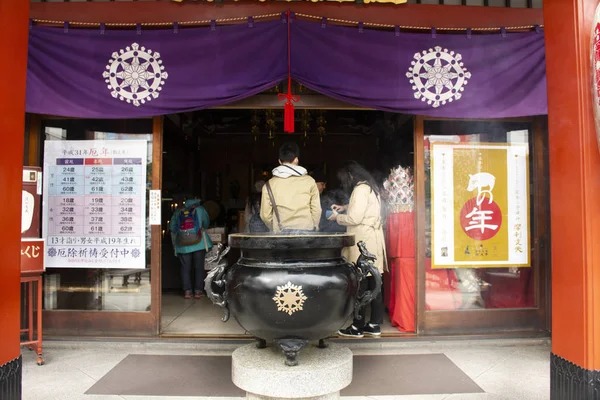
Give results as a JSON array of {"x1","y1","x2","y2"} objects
[{"x1": 271, "y1": 164, "x2": 308, "y2": 178}]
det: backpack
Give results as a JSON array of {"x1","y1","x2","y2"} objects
[
  {"x1": 177, "y1": 205, "x2": 202, "y2": 246},
  {"x1": 249, "y1": 213, "x2": 269, "y2": 233}
]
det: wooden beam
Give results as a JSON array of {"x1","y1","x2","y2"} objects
[
  {"x1": 214, "y1": 94, "x2": 371, "y2": 110},
  {"x1": 30, "y1": 2, "x2": 543, "y2": 29},
  {"x1": 27, "y1": 114, "x2": 42, "y2": 167},
  {"x1": 0, "y1": 0, "x2": 29, "y2": 373},
  {"x1": 544, "y1": 0, "x2": 600, "y2": 372},
  {"x1": 414, "y1": 115, "x2": 425, "y2": 334},
  {"x1": 150, "y1": 115, "x2": 163, "y2": 336}
]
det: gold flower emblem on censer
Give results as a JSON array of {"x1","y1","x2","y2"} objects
[{"x1": 272, "y1": 282, "x2": 308, "y2": 316}]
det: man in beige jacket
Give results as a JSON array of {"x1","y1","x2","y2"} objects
[{"x1": 260, "y1": 142, "x2": 321, "y2": 232}]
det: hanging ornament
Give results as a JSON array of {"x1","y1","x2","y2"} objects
[
  {"x1": 383, "y1": 166, "x2": 415, "y2": 213},
  {"x1": 301, "y1": 110, "x2": 310, "y2": 147},
  {"x1": 251, "y1": 110, "x2": 261, "y2": 141},
  {"x1": 301, "y1": 110, "x2": 310, "y2": 139},
  {"x1": 316, "y1": 111, "x2": 327, "y2": 142},
  {"x1": 265, "y1": 109, "x2": 276, "y2": 140},
  {"x1": 277, "y1": 11, "x2": 299, "y2": 134},
  {"x1": 251, "y1": 126, "x2": 260, "y2": 141}
]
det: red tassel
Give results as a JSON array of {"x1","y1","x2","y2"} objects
[
  {"x1": 277, "y1": 11, "x2": 299, "y2": 134},
  {"x1": 284, "y1": 101, "x2": 294, "y2": 133},
  {"x1": 278, "y1": 90, "x2": 299, "y2": 134}
]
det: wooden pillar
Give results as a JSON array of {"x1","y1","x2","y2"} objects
[
  {"x1": 544, "y1": 0, "x2": 600, "y2": 397},
  {"x1": 0, "y1": 0, "x2": 30, "y2": 398},
  {"x1": 27, "y1": 114, "x2": 42, "y2": 167}
]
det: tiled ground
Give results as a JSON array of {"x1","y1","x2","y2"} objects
[
  {"x1": 22, "y1": 338, "x2": 550, "y2": 400},
  {"x1": 160, "y1": 293, "x2": 401, "y2": 336}
]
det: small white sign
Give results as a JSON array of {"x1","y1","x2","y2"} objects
[
  {"x1": 149, "y1": 190, "x2": 161, "y2": 225},
  {"x1": 21, "y1": 190, "x2": 34, "y2": 233},
  {"x1": 37, "y1": 172, "x2": 43, "y2": 195}
]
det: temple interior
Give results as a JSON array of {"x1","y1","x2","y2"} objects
[{"x1": 160, "y1": 107, "x2": 415, "y2": 336}]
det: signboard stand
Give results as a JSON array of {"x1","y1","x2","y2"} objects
[
  {"x1": 20, "y1": 273, "x2": 44, "y2": 366},
  {"x1": 20, "y1": 167, "x2": 45, "y2": 365}
]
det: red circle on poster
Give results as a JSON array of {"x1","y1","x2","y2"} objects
[{"x1": 459, "y1": 197, "x2": 502, "y2": 241}]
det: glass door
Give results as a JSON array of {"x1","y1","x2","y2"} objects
[
  {"x1": 415, "y1": 117, "x2": 549, "y2": 334},
  {"x1": 37, "y1": 117, "x2": 163, "y2": 336}
]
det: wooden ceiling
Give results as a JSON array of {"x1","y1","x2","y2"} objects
[
  {"x1": 31, "y1": 0, "x2": 542, "y2": 7},
  {"x1": 29, "y1": 2, "x2": 544, "y2": 30}
]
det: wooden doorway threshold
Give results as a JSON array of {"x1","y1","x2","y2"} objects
[{"x1": 43, "y1": 330, "x2": 549, "y2": 343}]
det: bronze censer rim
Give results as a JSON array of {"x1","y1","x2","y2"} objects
[{"x1": 228, "y1": 232, "x2": 355, "y2": 250}]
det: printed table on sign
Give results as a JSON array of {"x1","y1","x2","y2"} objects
[{"x1": 42, "y1": 140, "x2": 148, "y2": 269}]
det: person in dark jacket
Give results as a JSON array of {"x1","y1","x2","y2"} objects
[
  {"x1": 244, "y1": 180, "x2": 269, "y2": 233},
  {"x1": 311, "y1": 169, "x2": 346, "y2": 233}
]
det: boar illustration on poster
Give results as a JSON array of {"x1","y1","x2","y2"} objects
[{"x1": 430, "y1": 142, "x2": 530, "y2": 268}]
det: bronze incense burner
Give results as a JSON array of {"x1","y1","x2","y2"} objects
[{"x1": 205, "y1": 233, "x2": 381, "y2": 366}]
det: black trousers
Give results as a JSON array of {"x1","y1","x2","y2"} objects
[
  {"x1": 178, "y1": 250, "x2": 206, "y2": 293},
  {"x1": 353, "y1": 274, "x2": 384, "y2": 329}
]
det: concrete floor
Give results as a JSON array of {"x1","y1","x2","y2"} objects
[{"x1": 22, "y1": 337, "x2": 550, "y2": 400}]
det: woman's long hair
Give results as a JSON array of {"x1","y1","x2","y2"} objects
[{"x1": 337, "y1": 161, "x2": 381, "y2": 198}]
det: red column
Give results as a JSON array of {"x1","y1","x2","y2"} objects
[
  {"x1": 544, "y1": 0, "x2": 600, "y2": 397},
  {"x1": 0, "y1": 0, "x2": 30, "y2": 397}
]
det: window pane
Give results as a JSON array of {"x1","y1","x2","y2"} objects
[
  {"x1": 510, "y1": 0, "x2": 528, "y2": 7},
  {"x1": 488, "y1": 0, "x2": 507, "y2": 7},
  {"x1": 424, "y1": 120, "x2": 535, "y2": 310}
]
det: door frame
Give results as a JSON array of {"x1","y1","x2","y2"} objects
[
  {"x1": 34, "y1": 115, "x2": 164, "y2": 337},
  {"x1": 414, "y1": 115, "x2": 550, "y2": 335}
]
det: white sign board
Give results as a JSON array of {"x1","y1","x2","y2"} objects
[
  {"x1": 149, "y1": 190, "x2": 162, "y2": 225},
  {"x1": 42, "y1": 140, "x2": 147, "y2": 269}
]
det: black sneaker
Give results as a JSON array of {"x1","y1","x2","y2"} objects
[
  {"x1": 363, "y1": 324, "x2": 381, "y2": 336},
  {"x1": 338, "y1": 326, "x2": 364, "y2": 338}
]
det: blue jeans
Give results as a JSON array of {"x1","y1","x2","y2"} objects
[{"x1": 178, "y1": 250, "x2": 206, "y2": 293}]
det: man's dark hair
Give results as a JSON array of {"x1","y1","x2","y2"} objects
[{"x1": 279, "y1": 142, "x2": 300, "y2": 163}]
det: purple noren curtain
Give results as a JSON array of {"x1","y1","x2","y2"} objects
[
  {"x1": 291, "y1": 19, "x2": 547, "y2": 118},
  {"x1": 26, "y1": 20, "x2": 287, "y2": 118},
  {"x1": 26, "y1": 17, "x2": 548, "y2": 119}
]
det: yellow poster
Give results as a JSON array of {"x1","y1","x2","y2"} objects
[{"x1": 431, "y1": 142, "x2": 530, "y2": 268}]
